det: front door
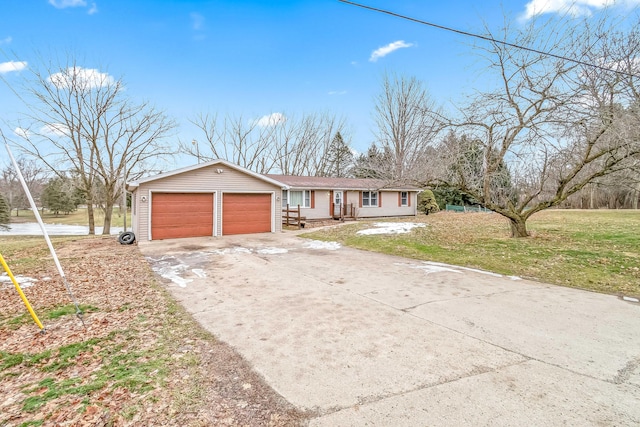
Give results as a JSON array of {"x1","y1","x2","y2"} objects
[{"x1": 333, "y1": 191, "x2": 343, "y2": 217}]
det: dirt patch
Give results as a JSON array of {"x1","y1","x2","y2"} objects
[{"x1": 0, "y1": 236, "x2": 307, "y2": 426}]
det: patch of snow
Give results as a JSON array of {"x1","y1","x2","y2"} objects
[
  {"x1": 396, "y1": 262, "x2": 462, "y2": 275},
  {"x1": 192, "y1": 269, "x2": 207, "y2": 278},
  {"x1": 0, "y1": 273, "x2": 39, "y2": 288},
  {"x1": 257, "y1": 247, "x2": 289, "y2": 255},
  {"x1": 302, "y1": 240, "x2": 341, "y2": 250},
  {"x1": 421, "y1": 261, "x2": 503, "y2": 278},
  {"x1": 357, "y1": 222, "x2": 426, "y2": 235},
  {"x1": 454, "y1": 266, "x2": 503, "y2": 278},
  {"x1": 210, "y1": 247, "x2": 253, "y2": 255},
  {"x1": 507, "y1": 276, "x2": 522, "y2": 281},
  {"x1": 147, "y1": 255, "x2": 193, "y2": 288},
  {"x1": 160, "y1": 271, "x2": 192, "y2": 288}
]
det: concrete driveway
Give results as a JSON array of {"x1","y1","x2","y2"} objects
[{"x1": 140, "y1": 231, "x2": 640, "y2": 426}]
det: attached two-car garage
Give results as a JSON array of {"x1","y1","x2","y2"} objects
[
  {"x1": 150, "y1": 192, "x2": 273, "y2": 239},
  {"x1": 129, "y1": 160, "x2": 285, "y2": 241}
]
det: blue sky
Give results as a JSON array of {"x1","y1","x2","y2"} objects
[{"x1": 2, "y1": 0, "x2": 639, "y2": 171}]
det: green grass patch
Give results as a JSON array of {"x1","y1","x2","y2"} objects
[
  {"x1": 0, "y1": 304, "x2": 99, "y2": 329},
  {"x1": 0, "y1": 235, "x2": 82, "y2": 273},
  {"x1": 0, "y1": 350, "x2": 52, "y2": 371},
  {"x1": 9, "y1": 207, "x2": 131, "y2": 228},
  {"x1": 3, "y1": 330, "x2": 170, "y2": 414},
  {"x1": 303, "y1": 209, "x2": 640, "y2": 295},
  {"x1": 47, "y1": 304, "x2": 99, "y2": 320}
]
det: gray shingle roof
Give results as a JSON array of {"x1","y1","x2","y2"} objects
[{"x1": 265, "y1": 175, "x2": 420, "y2": 191}]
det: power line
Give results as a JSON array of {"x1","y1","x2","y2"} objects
[{"x1": 338, "y1": 0, "x2": 639, "y2": 79}]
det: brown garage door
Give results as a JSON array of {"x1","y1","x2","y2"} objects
[
  {"x1": 223, "y1": 193, "x2": 272, "y2": 235},
  {"x1": 151, "y1": 193, "x2": 214, "y2": 240}
]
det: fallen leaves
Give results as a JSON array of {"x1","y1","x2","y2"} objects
[{"x1": 1, "y1": 236, "x2": 306, "y2": 426}]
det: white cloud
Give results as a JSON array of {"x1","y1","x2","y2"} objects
[
  {"x1": 47, "y1": 67, "x2": 115, "y2": 89},
  {"x1": 191, "y1": 12, "x2": 205, "y2": 30},
  {"x1": 255, "y1": 112, "x2": 286, "y2": 127},
  {"x1": 0, "y1": 36, "x2": 12, "y2": 45},
  {"x1": 328, "y1": 90, "x2": 347, "y2": 96},
  {"x1": 0, "y1": 61, "x2": 27, "y2": 74},
  {"x1": 521, "y1": 0, "x2": 637, "y2": 19},
  {"x1": 41, "y1": 123, "x2": 70, "y2": 137},
  {"x1": 49, "y1": 0, "x2": 87, "y2": 8},
  {"x1": 49, "y1": 0, "x2": 98, "y2": 14},
  {"x1": 14, "y1": 127, "x2": 30, "y2": 139},
  {"x1": 369, "y1": 40, "x2": 414, "y2": 62}
]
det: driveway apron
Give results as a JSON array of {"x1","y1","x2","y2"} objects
[{"x1": 140, "y1": 232, "x2": 640, "y2": 426}]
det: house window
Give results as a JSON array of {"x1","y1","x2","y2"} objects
[
  {"x1": 283, "y1": 190, "x2": 311, "y2": 208},
  {"x1": 362, "y1": 191, "x2": 378, "y2": 207},
  {"x1": 400, "y1": 191, "x2": 408, "y2": 206}
]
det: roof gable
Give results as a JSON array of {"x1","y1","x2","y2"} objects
[{"x1": 128, "y1": 160, "x2": 288, "y2": 190}]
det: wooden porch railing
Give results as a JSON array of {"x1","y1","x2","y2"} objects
[
  {"x1": 282, "y1": 204, "x2": 306, "y2": 229},
  {"x1": 331, "y1": 203, "x2": 355, "y2": 220}
]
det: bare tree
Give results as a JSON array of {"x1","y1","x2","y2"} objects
[
  {"x1": 183, "y1": 111, "x2": 349, "y2": 175},
  {"x1": 7, "y1": 56, "x2": 176, "y2": 234},
  {"x1": 0, "y1": 156, "x2": 47, "y2": 216},
  {"x1": 435, "y1": 14, "x2": 640, "y2": 237},
  {"x1": 182, "y1": 112, "x2": 279, "y2": 173},
  {"x1": 373, "y1": 73, "x2": 443, "y2": 183}
]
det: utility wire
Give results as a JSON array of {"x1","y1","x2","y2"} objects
[{"x1": 338, "y1": 0, "x2": 639, "y2": 78}]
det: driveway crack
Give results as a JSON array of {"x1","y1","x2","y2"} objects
[{"x1": 314, "y1": 358, "x2": 530, "y2": 417}]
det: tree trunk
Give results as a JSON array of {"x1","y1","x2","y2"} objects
[
  {"x1": 103, "y1": 202, "x2": 112, "y2": 235},
  {"x1": 509, "y1": 216, "x2": 529, "y2": 238},
  {"x1": 87, "y1": 200, "x2": 96, "y2": 235},
  {"x1": 633, "y1": 183, "x2": 639, "y2": 210}
]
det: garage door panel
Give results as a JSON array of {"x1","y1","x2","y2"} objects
[
  {"x1": 223, "y1": 193, "x2": 271, "y2": 235},
  {"x1": 152, "y1": 193, "x2": 214, "y2": 240}
]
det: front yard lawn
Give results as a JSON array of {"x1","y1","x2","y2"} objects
[{"x1": 302, "y1": 209, "x2": 640, "y2": 296}]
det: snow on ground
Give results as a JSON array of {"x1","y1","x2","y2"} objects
[
  {"x1": 257, "y1": 247, "x2": 289, "y2": 255},
  {"x1": 423, "y1": 261, "x2": 503, "y2": 278},
  {"x1": 357, "y1": 222, "x2": 426, "y2": 235},
  {"x1": 395, "y1": 262, "x2": 462, "y2": 275},
  {"x1": 0, "y1": 273, "x2": 39, "y2": 288},
  {"x1": 146, "y1": 255, "x2": 193, "y2": 288},
  {"x1": 398, "y1": 260, "x2": 521, "y2": 280},
  {"x1": 192, "y1": 269, "x2": 207, "y2": 278},
  {"x1": 210, "y1": 247, "x2": 253, "y2": 255},
  {"x1": 302, "y1": 240, "x2": 341, "y2": 250},
  {"x1": 0, "y1": 223, "x2": 128, "y2": 236}
]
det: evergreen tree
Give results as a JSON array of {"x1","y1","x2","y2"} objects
[
  {"x1": 444, "y1": 134, "x2": 516, "y2": 208},
  {"x1": 352, "y1": 144, "x2": 394, "y2": 179},
  {"x1": 42, "y1": 178, "x2": 77, "y2": 215},
  {"x1": 418, "y1": 190, "x2": 440, "y2": 215},
  {"x1": 325, "y1": 132, "x2": 354, "y2": 177},
  {"x1": 0, "y1": 194, "x2": 10, "y2": 230}
]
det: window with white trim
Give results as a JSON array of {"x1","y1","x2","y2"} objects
[
  {"x1": 362, "y1": 191, "x2": 378, "y2": 207},
  {"x1": 400, "y1": 191, "x2": 408, "y2": 206},
  {"x1": 282, "y1": 190, "x2": 311, "y2": 208}
]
